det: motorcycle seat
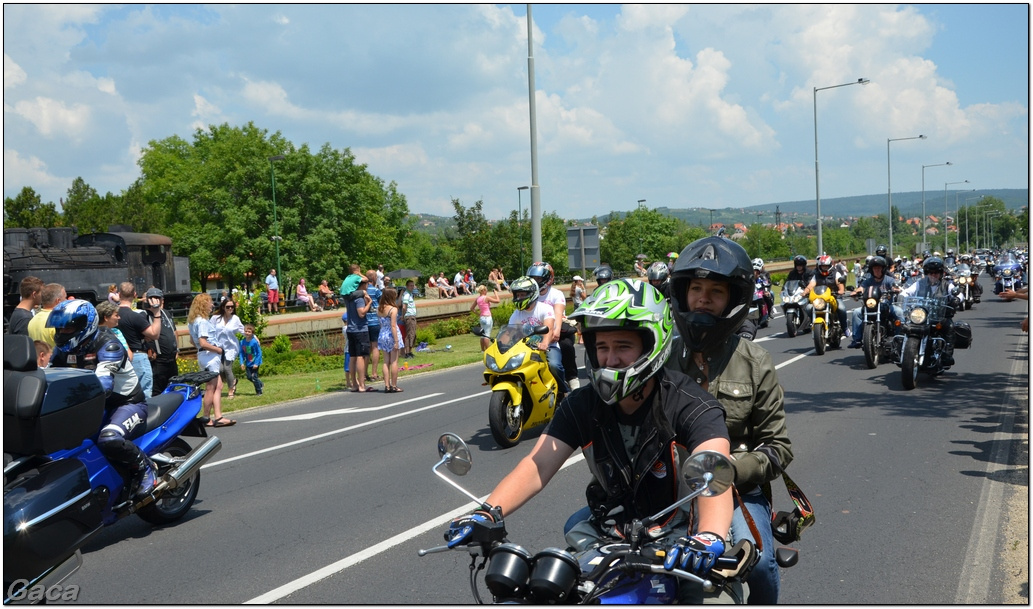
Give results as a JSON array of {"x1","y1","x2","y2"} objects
[{"x1": 143, "y1": 391, "x2": 187, "y2": 435}]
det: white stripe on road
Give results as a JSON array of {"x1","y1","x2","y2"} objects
[
  {"x1": 204, "y1": 391, "x2": 484, "y2": 468},
  {"x1": 775, "y1": 350, "x2": 814, "y2": 369},
  {"x1": 249, "y1": 394, "x2": 443, "y2": 423},
  {"x1": 245, "y1": 453, "x2": 587, "y2": 604}
]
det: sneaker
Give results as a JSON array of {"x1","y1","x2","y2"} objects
[{"x1": 848, "y1": 341, "x2": 862, "y2": 349}]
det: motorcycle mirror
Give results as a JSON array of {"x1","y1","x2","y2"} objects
[
  {"x1": 437, "y1": 433, "x2": 473, "y2": 476},
  {"x1": 681, "y1": 450, "x2": 735, "y2": 497}
]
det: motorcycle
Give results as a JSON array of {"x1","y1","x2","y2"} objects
[
  {"x1": 418, "y1": 433, "x2": 792, "y2": 604},
  {"x1": 750, "y1": 277, "x2": 774, "y2": 329},
  {"x1": 992, "y1": 253, "x2": 1024, "y2": 295},
  {"x1": 808, "y1": 285, "x2": 842, "y2": 355},
  {"x1": 779, "y1": 280, "x2": 811, "y2": 338},
  {"x1": 4, "y1": 335, "x2": 222, "y2": 603},
  {"x1": 855, "y1": 286, "x2": 898, "y2": 369},
  {"x1": 476, "y1": 324, "x2": 562, "y2": 448},
  {"x1": 953, "y1": 264, "x2": 978, "y2": 310},
  {"x1": 892, "y1": 295, "x2": 955, "y2": 390}
]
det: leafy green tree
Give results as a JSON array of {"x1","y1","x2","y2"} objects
[
  {"x1": 741, "y1": 224, "x2": 790, "y2": 260},
  {"x1": 599, "y1": 205, "x2": 687, "y2": 273},
  {"x1": 3, "y1": 186, "x2": 60, "y2": 228}
]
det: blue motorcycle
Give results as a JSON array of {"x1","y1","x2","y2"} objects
[
  {"x1": 992, "y1": 253, "x2": 1024, "y2": 294},
  {"x1": 4, "y1": 335, "x2": 222, "y2": 602}
]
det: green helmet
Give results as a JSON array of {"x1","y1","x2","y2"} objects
[
  {"x1": 510, "y1": 276, "x2": 540, "y2": 311},
  {"x1": 569, "y1": 278, "x2": 673, "y2": 405}
]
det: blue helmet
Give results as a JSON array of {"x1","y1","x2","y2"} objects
[{"x1": 45, "y1": 299, "x2": 99, "y2": 355}]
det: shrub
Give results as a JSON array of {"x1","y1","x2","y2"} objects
[
  {"x1": 301, "y1": 329, "x2": 343, "y2": 355},
  {"x1": 177, "y1": 357, "x2": 200, "y2": 375},
  {"x1": 235, "y1": 287, "x2": 267, "y2": 337},
  {"x1": 262, "y1": 348, "x2": 342, "y2": 376},
  {"x1": 271, "y1": 334, "x2": 292, "y2": 354},
  {"x1": 428, "y1": 317, "x2": 472, "y2": 338},
  {"x1": 415, "y1": 328, "x2": 437, "y2": 346},
  {"x1": 770, "y1": 272, "x2": 788, "y2": 286}
]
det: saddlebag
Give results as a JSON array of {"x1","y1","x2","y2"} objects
[
  {"x1": 954, "y1": 321, "x2": 973, "y2": 349},
  {"x1": 4, "y1": 457, "x2": 103, "y2": 584}
]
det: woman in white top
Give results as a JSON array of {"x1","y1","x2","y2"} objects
[
  {"x1": 189, "y1": 293, "x2": 235, "y2": 427},
  {"x1": 209, "y1": 299, "x2": 245, "y2": 398}
]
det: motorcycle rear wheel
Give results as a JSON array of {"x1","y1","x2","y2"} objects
[
  {"x1": 863, "y1": 324, "x2": 879, "y2": 369},
  {"x1": 489, "y1": 390, "x2": 523, "y2": 448},
  {"x1": 901, "y1": 337, "x2": 920, "y2": 390},
  {"x1": 138, "y1": 438, "x2": 200, "y2": 525},
  {"x1": 812, "y1": 324, "x2": 826, "y2": 355}
]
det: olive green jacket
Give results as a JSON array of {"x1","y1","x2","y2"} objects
[{"x1": 666, "y1": 334, "x2": 793, "y2": 493}]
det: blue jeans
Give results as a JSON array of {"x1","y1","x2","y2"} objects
[
  {"x1": 730, "y1": 488, "x2": 778, "y2": 605},
  {"x1": 851, "y1": 304, "x2": 903, "y2": 340},
  {"x1": 131, "y1": 352, "x2": 154, "y2": 398},
  {"x1": 546, "y1": 345, "x2": 569, "y2": 393}
]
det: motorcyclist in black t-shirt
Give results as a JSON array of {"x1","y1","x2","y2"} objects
[{"x1": 47, "y1": 299, "x2": 159, "y2": 500}]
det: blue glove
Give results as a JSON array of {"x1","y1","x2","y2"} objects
[
  {"x1": 445, "y1": 510, "x2": 495, "y2": 548},
  {"x1": 663, "y1": 532, "x2": 725, "y2": 575}
]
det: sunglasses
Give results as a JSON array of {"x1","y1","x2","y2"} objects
[{"x1": 226, "y1": 305, "x2": 235, "y2": 309}]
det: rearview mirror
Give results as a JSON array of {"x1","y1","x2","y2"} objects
[
  {"x1": 681, "y1": 450, "x2": 734, "y2": 497},
  {"x1": 437, "y1": 433, "x2": 472, "y2": 476}
]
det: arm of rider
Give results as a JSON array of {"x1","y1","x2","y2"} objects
[
  {"x1": 663, "y1": 437, "x2": 733, "y2": 574},
  {"x1": 538, "y1": 316, "x2": 556, "y2": 351},
  {"x1": 551, "y1": 302, "x2": 565, "y2": 342}
]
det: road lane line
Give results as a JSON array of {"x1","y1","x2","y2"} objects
[
  {"x1": 249, "y1": 394, "x2": 441, "y2": 423},
  {"x1": 204, "y1": 391, "x2": 487, "y2": 468},
  {"x1": 245, "y1": 453, "x2": 586, "y2": 604},
  {"x1": 774, "y1": 350, "x2": 814, "y2": 369}
]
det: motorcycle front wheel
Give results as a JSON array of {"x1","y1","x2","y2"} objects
[
  {"x1": 901, "y1": 337, "x2": 920, "y2": 390},
  {"x1": 863, "y1": 324, "x2": 879, "y2": 369},
  {"x1": 812, "y1": 323, "x2": 826, "y2": 355},
  {"x1": 489, "y1": 389, "x2": 523, "y2": 448},
  {"x1": 785, "y1": 312, "x2": 798, "y2": 338},
  {"x1": 138, "y1": 438, "x2": 200, "y2": 525}
]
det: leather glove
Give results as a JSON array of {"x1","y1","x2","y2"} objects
[
  {"x1": 445, "y1": 510, "x2": 495, "y2": 548},
  {"x1": 663, "y1": 532, "x2": 725, "y2": 575}
]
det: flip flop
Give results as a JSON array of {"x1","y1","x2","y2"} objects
[
  {"x1": 363, "y1": 387, "x2": 377, "y2": 392},
  {"x1": 207, "y1": 417, "x2": 237, "y2": 427}
]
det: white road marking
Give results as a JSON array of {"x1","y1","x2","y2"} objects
[
  {"x1": 245, "y1": 453, "x2": 587, "y2": 604},
  {"x1": 775, "y1": 350, "x2": 814, "y2": 369},
  {"x1": 249, "y1": 394, "x2": 442, "y2": 423},
  {"x1": 204, "y1": 391, "x2": 487, "y2": 468}
]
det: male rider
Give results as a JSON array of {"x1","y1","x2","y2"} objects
[
  {"x1": 900, "y1": 256, "x2": 961, "y2": 366},
  {"x1": 807, "y1": 254, "x2": 849, "y2": 338},
  {"x1": 47, "y1": 300, "x2": 159, "y2": 500},
  {"x1": 847, "y1": 256, "x2": 902, "y2": 348},
  {"x1": 445, "y1": 279, "x2": 738, "y2": 603}
]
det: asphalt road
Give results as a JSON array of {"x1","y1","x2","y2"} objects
[{"x1": 59, "y1": 285, "x2": 1029, "y2": 604}]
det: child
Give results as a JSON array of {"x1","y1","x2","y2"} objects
[
  {"x1": 237, "y1": 324, "x2": 264, "y2": 395},
  {"x1": 33, "y1": 340, "x2": 52, "y2": 369}
]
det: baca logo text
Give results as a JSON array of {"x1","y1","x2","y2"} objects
[{"x1": 7, "y1": 580, "x2": 80, "y2": 602}]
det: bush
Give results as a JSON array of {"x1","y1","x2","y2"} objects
[
  {"x1": 235, "y1": 287, "x2": 268, "y2": 337},
  {"x1": 415, "y1": 328, "x2": 437, "y2": 346},
  {"x1": 262, "y1": 348, "x2": 342, "y2": 376},
  {"x1": 428, "y1": 317, "x2": 472, "y2": 339},
  {"x1": 271, "y1": 334, "x2": 292, "y2": 354},
  {"x1": 771, "y1": 272, "x2": 788, "y2": 286},
  {"x1": 177, "y1": 357, "x2": 200, "y2": 375},
  {"x1": 301, "y1": 329, "x2": 343, "y2": 355}
]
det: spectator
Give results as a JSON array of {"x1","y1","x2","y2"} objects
[
  {"x1": 437, "y1": 272, "x2": 458, "y2": 298},
  {"x1": 401, "y1": 280, "x2": 418, "y2": 359},
  {"x1": 188, "y1": 293, "x2": 235, "y2": 427},
  {"x1": 464, "y1": 268, "x2": 477, "y2": 291},
  {"x1": 345, "y1": 277, "x2": 375, "y2": 392},
  {"x1": 377, "y1": 287, "x2": 404, "y2": 392},
  {"x1": 1000, "y1": 287, "x2": 1029, "y2": 332},
  {"x1": 107, "y1": 284, "x2": 120, "y2": 305},
  {"x1": 570, "y1": 275, "x2": 586, "y2": 308},
  {"x1": 496, "y1": 267, "x2": 509, "y2": 291},
  {"x1": 317, "y1": 279, "x2": 335, "y2": 309},
  {"x1": 33, "y1": 339, "x2": 52, "y2": 369},
  {"x1": 296, "y1": 278, "x2": 321, "y2": 312},
  {"x1": 116, "y1": 282, "x2": 161, "y2": 398},
  {"x1": 376, "y1": 264, "x2": 386, "y2": 290},
  {"x1": 264, "y1": 269, "x2": 280, "y2": 314},
  {"x1": 6, "y1": 275, "x2": 43, "y2": 336},
  {"x1": 341, "y1": 308, "x2": 350, "y2": 376},
  {"x1": 634, "y1": 259, "x2": 647, "y2": 277},
  {"x1": 143, "y1": 288, "x2": 179, "y2": 395},
  {"x1": 471, "y1": 284, "x2": 501, "y2": 351},
  {"x1": 383, "y1": 275, "x2": 394, "y2": 289},
  {"x1": 210, "y1": 299, "x2": 245, "y2": 399},
  {"x1": 238, "y1": 324, "x2": 264, "y2": 395},
  {"x1": 96, "y1": 300, "x2": 132, "y2": 357},
  {"x1": 364, "y1": 270, "x2": 383, "y2": 384},
  {"x1": 454, "y1": 270, "x2": 471, "y2": 295},
  {"x1": 28, "y1": 282, "x2": 67, "y2": 348}
]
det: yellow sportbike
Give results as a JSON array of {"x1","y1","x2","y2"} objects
[
  {"x1": 808, "y1": 285, "x2": 843, "y2": 355},
  {"x1": 480, "y1": 324, "x2": 562, "y2": 448}
]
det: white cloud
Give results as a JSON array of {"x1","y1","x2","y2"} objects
[
  {"x1": 12, "y1": 97, "x2": 91, "y2": 139},
  {"x1": 4, "y1": 149, "x2": 66, "y2": 193},
  {"x1": 4, "y1": 54, "x2": 26, "y2": 89}
]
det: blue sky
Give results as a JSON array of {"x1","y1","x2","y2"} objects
[{"x1": 3, "y1": 4, "x2": 1028, "y2": 221}]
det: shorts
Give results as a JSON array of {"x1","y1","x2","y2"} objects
[
  {"x1": 198, "y1": 350, "x2": 221, "y2": 374},
  {"x1": 479, "y1": 315, "x2": 493, "y2": 337},
  {"x1": 268, "y1": 289, "x2": 279, "y2": 304},
  {"x1": 347, "y1": 331, "x2": 371, "y2": 357},
  {"x1": 367, "y1": 324, "x2": 380, "y2": 345}
]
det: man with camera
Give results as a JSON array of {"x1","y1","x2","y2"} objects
[
  {"x1": 143, "y1": 288, "x2": 179, "y2": 395},
  {"x1": 117, "y1": 282, "x2": 162, "y2": 397}
]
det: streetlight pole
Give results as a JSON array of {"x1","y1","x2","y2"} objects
[
  {"x1": 987, "y1": 211, "x2": 1002, "y2": 250},
  {"x1": 964, "y1": 195, "x2": 983, "y2": 251},
  {"x1": 943, "y1": 180, "x2": 968, "y2": 251},
  {"x1": 954, "y1": 189, "x2": 974, "y2": 252},
  {"x1": 517, "y1": 186, "x2": 529, "y2": 272},
  {"x1": 921, "y1": 161, "x2": 952, "y2": 253},
  {"x1": 887, "y1": 134, "x2": 925, "y2": 259},
  {"x1": 814, "y1": 77, "x2": 870, "y2": 257},
  {"x1": 268, "y1": 155, "x2": 285, "y2": 293}
]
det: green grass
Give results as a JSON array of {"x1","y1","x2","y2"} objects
[{"x1": 218, "y1": 333, "x2": 487, "y2": 413}]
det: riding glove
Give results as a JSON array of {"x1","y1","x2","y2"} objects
[
  {"x1": 664, "y1": 532, "x2": 725, "y2": 574},
  {"x1": 445, "y1": 510, "x2": 495, "y2": 548}
]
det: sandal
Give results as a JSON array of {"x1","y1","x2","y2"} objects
[{"x1": 206, "y1": 417, "x2": 237, "y2": 427}]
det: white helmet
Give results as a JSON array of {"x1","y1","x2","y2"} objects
[{"x1": 752, "y1": 258, "x2": 764, "y2": 271}]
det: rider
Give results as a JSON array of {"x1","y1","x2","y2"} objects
[
  {"x1": 446, "y1": 278, "x2": 737, "y2": 602},
  {"x1": 847, "y1": 256, "x2": 902, "y2": 349},
  {"x1": 665, "y1": 237, "x2": 794, "y2": 605},
  {"x1": 646, "y1": 261, "x2": 671, "y2": 300},
  {"x1": 507, "y1": 276, "x2": 563, "y2": 384},
  {"x1": 807, "y1": 254, "x2": 849, "y2": 338},
  {"x1": 527, "y1": 262, "x2": 573, "y2": 393},
  {"x1": 786, "y1": 255, "x2": 814, "y2": 292},
  {"x1": 944, "y1": 248, "x2": 957, "y2": 267},
  {"x1": 901, "y1": 256, "x2": 961, "y2": 366},
  {"x1": 593, "y1": 264, "x2": 614, "y2": 287},
  {"x1": 752, "y1": 258, "x2": 775, "y2": 323},
  {"x1": 46, "y1": 300, "x2": 159, "y2": 500}
]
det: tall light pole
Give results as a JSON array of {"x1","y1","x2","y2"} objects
[
  {"x1": 525, "y1": 4, "x2": 542, "y2": 263},
  {"x1": 954, "y1": 189, "x2": 974, "y2": 252},
  {"x1": 887, "y1": 134, "x2": 926, "y2": 259},
  {"x1": 517, "y1": 186, "x2": 529, "y2": 272},
  {"x1": 814, "y1": 77, "x2": 870, "y2": 256},
  {"x1": 964, "y1": 195, "x2": 984, "y2": 251},
  {"x1": 987, "y1": 211, "x2": 1002, "y2": 249},
  {"x1": 268, "y1": 155, "x2": 285, "y2": 291},
  {"x1": 921, "y1": 161, "x2": 952, "y2": 253},
  {"x1": 943, "y1": 180, "x2": 969, "y2": 251}
]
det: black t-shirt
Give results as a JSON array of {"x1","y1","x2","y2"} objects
[
  {"x1": 786, "y1": 269, "x2": 814, "y2": 284},
  {"x1": 117, "y1": 305, "x2": 151, "y2": 352},
  {"x1": 7, "y1": 308, "x2": 33, "y2": 336},
  {"x1": 147, "y1": 309, "x2": 179, "y2": 362}
]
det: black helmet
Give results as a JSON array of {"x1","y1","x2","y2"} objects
[
  {"x1": 669, "y1": 237, "x2": 753, "y2": 353},
  {"x1": 793, "y1": 255, "x2": 807, "y2": 268},
  {"x1": 923, "y1": 256, "x2": 945, "y2": 275},
  {"x1": 869, "y1": 255, "x2": 887, "y2": 271},
  {"x1": 593, "y1": 265, "x2": 614, "y2": 285},
  {"x1": 875, "y1": 244, "x2": 888, "y2": 258},
  {"x1": 526, "y1": 262, "x2": 555, "y2": 291}
]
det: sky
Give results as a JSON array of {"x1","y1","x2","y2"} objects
[{"x1": 3, "y1": 4, "x2": 1029, "y2": 221}]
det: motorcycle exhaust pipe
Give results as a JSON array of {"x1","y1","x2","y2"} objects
[{"x1": 164, "y1": 436, "x2": 223, "y2": 490}]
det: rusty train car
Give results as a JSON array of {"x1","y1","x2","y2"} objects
[{"x1": 3, "y1": 226, "x2": 192, "y2": 321}]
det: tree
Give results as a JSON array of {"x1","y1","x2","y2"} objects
[
  {"x1": 3, "y1": 186, "x2": 60, "y2": 228},
  {"x1": 741, "y1": 224, "x2": 790, "y2": 261},
  {"x1": 599, "y1": 205, "x2": 688, "y2": 273}
]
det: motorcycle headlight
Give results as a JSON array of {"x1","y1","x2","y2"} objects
[
  {"x1": 813, "y1": 298, "x2": 826, "y2": 311},
  {"x1": 909, "y1": 307, "x2": 928, "y2": 324},
  {"x1": 865, "y1": 298, "x2": 878, "y2": 310},
  {"x1": 487, "y1": 352, "x2": 525, "y2": 373},
  {"x1": 957, "y1": 277, "x2": 967, "y2": 284},
  {"x1": 1004, "y1": 269, "x2": 1012, "y2": 277}
]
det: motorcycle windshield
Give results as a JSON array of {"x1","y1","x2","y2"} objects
[
  {"x1": 495, "y1": 324, "x2": 536, "y2": 354},
  {"x1": 783, "y1": 279, "x2": 802, "y2": 294}
]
